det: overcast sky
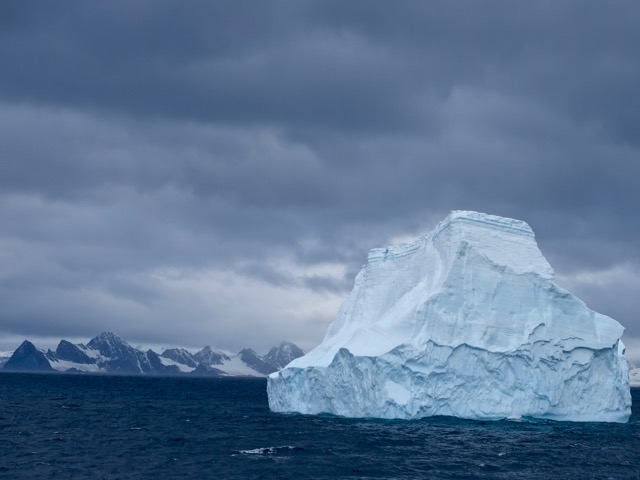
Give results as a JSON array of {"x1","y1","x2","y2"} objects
[{"x1": 1, "y1": 1, "x2": 639, "y2": 363}]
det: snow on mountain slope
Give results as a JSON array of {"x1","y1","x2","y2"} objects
[
  {"x1": 161, "y1": 348, "x2": 199, "y2": 369},
  {"x1": 2, "y1": 332, "x2": 304, "y2": 377},
  {"x1": 216, "y1": 353, "x2": 265, "y2": 377},
  {"x1": 265, "y1": 342, "x2": 306, "y2": 370},
  {"x1": 193, "y1": 346, "x2": 230, "y2": 366},
  {"x1": 268, "y1": 211, "x2": 631, "y2": 423},
  {"x1": 158, "y1": 355, "x2": 195, "y2": 373},
  {"x1": 0, "y1": 351, "x2": 13, "y2": 368},
  {"x1": 49, "y1": 358, "x2": 103, "y2": 373}
]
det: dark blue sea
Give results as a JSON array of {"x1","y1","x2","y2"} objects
[{"x1": 0, "y1": 374, "x2": 638, "y2": 479}]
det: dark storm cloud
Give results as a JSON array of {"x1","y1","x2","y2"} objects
[
  {"x1": 0, "y1": 1, "x2": 419, "y2": 132},
  {"x1": 0, "y1": 1, "x2": 639, "y2": 356},
  {"x1": 0, "y1": 1, "x2": 637, "y2": 140}
]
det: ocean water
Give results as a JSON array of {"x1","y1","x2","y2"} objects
[{"x1": 0, "y1": 373, "x2": 638, "y2": 480}]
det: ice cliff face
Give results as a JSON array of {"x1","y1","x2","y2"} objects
[{"x1": 268, "y1": 211, "x2": 631, "y2": 422}]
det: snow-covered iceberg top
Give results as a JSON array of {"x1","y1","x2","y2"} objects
[{"x1": 269, "y1": 211, "x2": 631, "y2": 422}]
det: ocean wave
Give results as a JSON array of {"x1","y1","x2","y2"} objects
[{"x1": 232, "y1": 446, "x2": 300, "y2": 455}]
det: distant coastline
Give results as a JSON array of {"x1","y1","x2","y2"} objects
[{"x1": 0, "y1": 332, "x2": 304, "y2": 377}]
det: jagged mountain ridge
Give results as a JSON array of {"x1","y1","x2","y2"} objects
[
  {"x1": 2, "y1": 332, "x2": 304, "y2": 376},
  {"x1": 265, "y1": 341, "x2": 305, "y2": 370},
  {"x1": 162, "y1": 348, "x2": 199, "y2": 368},
  {"x1": 53, "y1": 339, "x2": 95, "y2": 365}
]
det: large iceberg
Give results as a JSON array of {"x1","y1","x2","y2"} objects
[{"x1": 268, "y1": 211, "x2": 631, "y2": 422}]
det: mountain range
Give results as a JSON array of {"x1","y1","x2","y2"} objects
[{"x1": 0, "y1": 332, "x2": 304, "y2": 377}]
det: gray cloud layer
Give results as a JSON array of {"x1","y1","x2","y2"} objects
[{"x1": 1, "y1": 1, "x2": 639, "y2": 360}]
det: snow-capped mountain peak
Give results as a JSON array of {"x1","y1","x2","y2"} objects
[
  {"x1": 265, "y1": 342, "x2": 305, "y2": 370},
  {"x1": 161, "y1": 348, "x2": 198, "y2": 368},
  {"x1": 193, "y1": 345, "x2": 229, "y2": 366},
  {"x1": 2, "y1": 333, "x2": 305, "y2": 377},
  {"x1": 87, "y1": 332, "x2": 129, "y2": 357}
]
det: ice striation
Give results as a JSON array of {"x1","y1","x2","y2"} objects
[{"x1": 268, "y1": 211, "x2": 631, "y2": 422}]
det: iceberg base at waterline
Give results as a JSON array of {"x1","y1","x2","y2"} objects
[{"x1": 268, "y1": 211, "x2": 631, "y2": 422}]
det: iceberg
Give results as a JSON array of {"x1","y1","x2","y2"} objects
[{"x1": 268, "y1": 211, "x2": 631, "y2": 422}]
